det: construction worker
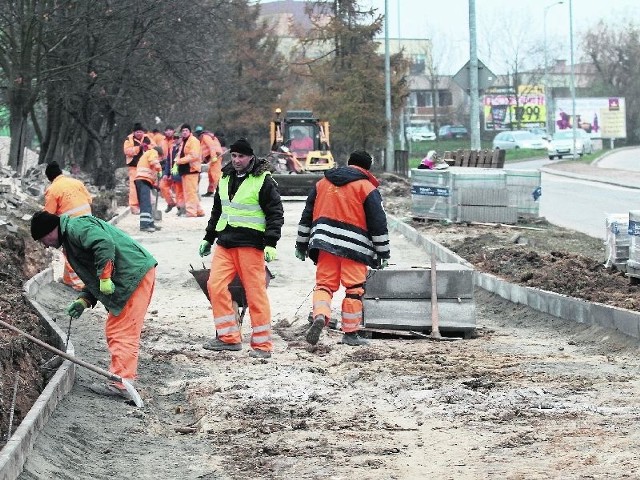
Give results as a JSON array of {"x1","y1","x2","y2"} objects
[
  {"x1": 44, "y1": 161, "x2": 93, "y2": 291},
  {"x1": 289, "y1": 128, "x2": 314, "y2": 157},
  {"x1": 171, "y1": 124, "x2": 204, "y2": 217},
  {"x1": 296, "y1": 150, "x2": 390, "y2": 347},
  {"x1": 194, "y1": 125, "x2": 224, "y2": 198},
  {"x1": 159, "y1": 125, "x2": 178, "y2": 213},
  {"x1": 135, "y1": 146, "x2": 163, "y2": 232},
  {"x1": 30, "y1": 210, "x2": 157, "y2": 401},
  {"x1": 123, "y1": 123, "x2": 154, "y2": 215},
  {"x1": 198, "y1": 138, "x2": 284, "y2": 359}
]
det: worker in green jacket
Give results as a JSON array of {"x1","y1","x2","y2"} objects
[{"x1": 30, "y1": 211, "x2": 157, "y2": 401}]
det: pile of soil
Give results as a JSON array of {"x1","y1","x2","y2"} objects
[
  {"x1": 0, "y1": 231, "x2": 53, "y2": 447},
  {"x1": 376, "y1": 172, "x2": 640, "y2": 312}
]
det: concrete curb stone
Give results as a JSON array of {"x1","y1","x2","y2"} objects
[{"x1": 387, "y1": 214, "x2": 640, "y2": 339}]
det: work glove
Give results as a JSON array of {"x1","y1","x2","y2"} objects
[
  {"x1": 295, "y1": 248, "x2": 307, "y2": 261},
  {"x1": 171, "y1": 163, "x2": 179, "y2": 176},
  {"x1": 99, "y1": 278, "x2": 115, "y2": 295},
  {"x1": 199, "y1": 240, "x2": 212, "y2": 257},
  {"x1": 376, "y1": 258, "x2": 389, "y2": 270},
  {"x1": 264, "y1": 246, "x2": 277, "y2": 262},
  {"x1": 66, "y1": 298, "x2": 89, "y2": 319}
]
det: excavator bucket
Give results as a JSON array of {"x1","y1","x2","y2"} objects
[{"x1": 272, "y1": 173, "x2": 323, "y2": 196}]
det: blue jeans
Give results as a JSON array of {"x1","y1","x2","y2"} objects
[{"x1": 134, "y1": 179, "x2": 155, "y2": 229}]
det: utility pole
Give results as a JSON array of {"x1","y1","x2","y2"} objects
[
  {"x1": 397, "y1": 0, "x2": 405, "y2": 151},
  {"x1": 469, "y1": 0, "x2": 481, "y2": 149},
  {"x1": 569, "y1": 0, "x2": 578, "y2": 160},
  {"x1": 384, "y1": 0, "x2": 394, "y2": 172}
]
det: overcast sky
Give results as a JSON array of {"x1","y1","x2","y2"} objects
[{"x1": 361, "y1": 0, "x2": 640, "y2": 73}]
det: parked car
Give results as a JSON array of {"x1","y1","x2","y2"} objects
[
  {"x1": 547, "y1": 129, "x2": 593, "y2": 159},
  {"x1": 492, "y1": 131, "x2": 547, "y2": 150},
  {"x1": 528, "y1": 127, "x2": 550, "y2": 142},
  {"x1": 406, "y1": 126, "x2": 436, "y2": 142},
  {"x1": 438, "y1": 125, "x2": 469, "y2": 139}
]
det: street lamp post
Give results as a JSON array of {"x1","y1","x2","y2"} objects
[
  {"x1": 569, "y1": 0, "x2": 578, "y2": 160},
  {"x1": 543, "y1": 1, "x2": 563, "y2": 135}
]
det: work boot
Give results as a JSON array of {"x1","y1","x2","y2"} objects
[
  {"x1": 305, "y1": 314, "x2": 325, "y2": 345},
  {"x1": 202, "y1": 192, "x2": 214, "y2": 197},
  {"x1": 202, "y1": 337, "x2": 242, "y2": 351},
  {"x1": 88, "y1": 382, "x2": 132, "y2": 400},
  {"x1": 340, "y1": 332, "x2": 370, "y2": 346},
  {"x1": 177, "y1": 207, "x2": 186, "y2": 216},
  {"x1": 140, "y1": 226, "x2": 156, "y2": 233},
  {"x1": 249, "y1": 349, "x2": 272, "y2": 359},
  {"x1": 165, "y1": 204, "x2": 175, "y2": 213}
]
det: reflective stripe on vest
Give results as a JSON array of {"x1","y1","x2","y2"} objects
[
  {"x1": 216, "y1": 172, "x2": 268, "y2": 232},
  {"x1": 63, "y1": 203, "x2": 91, "y2": 217}
]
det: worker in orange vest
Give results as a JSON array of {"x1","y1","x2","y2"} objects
[
  {"x1": 135, "y1": 146, "x2": 163, "y2": 232},
  {"x1": 195, "y1": 125, "x2": 224, "y2": 198},
  {"x1": 159, "y1": 125, "x2": 179, "y2": 213},
  {"x1": 44, "y1": 161, "x2": 93, "y2": 291},
  {"x1": 171, "y1": 124, "x2": 204, "y2": 217},
  {"x1": 123, "y1": 122, "x2": 154, "y2": 215},
  {"x1": 296, "y1": 151, "x2": 390, "y2": 346}
]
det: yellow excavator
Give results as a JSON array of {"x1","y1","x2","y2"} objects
[{"x1": 266, "y1": 108, "x2": 335, "y2": 195}]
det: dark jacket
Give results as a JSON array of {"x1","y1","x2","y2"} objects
[{"x1": 203, "y1": 157, "x2": 284, "y2": 250}]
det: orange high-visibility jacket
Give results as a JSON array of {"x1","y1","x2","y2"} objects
[
  {"x1": 135, "y1": 149, "x2": 162, "y2": 185},
  {"x1": 175, "y1": 134, "x2": 202, "y2": 174},
  {"x1": 200, "y1": 133, "x2": 223, "y2": 164},
  {"x1": 44, "y1": 175, "x2": 92, "y2": 217},
  {"x1": 124, "y1": 134, "x2": 155, "y2": 168},
  {"x1": 296, "y1": 165, "x2": 390, "y2": 268}
]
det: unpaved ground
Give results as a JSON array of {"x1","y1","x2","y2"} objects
[{"x1": 15, "y1": 192, "x2": 640, "y2": 480}]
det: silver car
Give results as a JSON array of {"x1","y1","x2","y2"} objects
[
  {"x1": 492, "y1": 131, "x2": 547, "y2": 150},
  {"x1": 548, "y1": 130, "x2": 593, "y2": 159}
]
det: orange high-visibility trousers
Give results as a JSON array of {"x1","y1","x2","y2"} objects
[
  {"x1": 159, "y1": 176, "x2": 176, "y2": 207},
  {"x1": 62, "y1": 258, "x2": 85, "y2": 291},
  {"x1": 173, "y1": 179, "x2": 185, "y2": 209},
  {"x1": 312, "y1": 250, "x2": 367, "y2": 333},
  {"x1": 105, "y1": 267, "x2": 156, "y2": 383},
  {"x1": 207, "y1": 246, "x2": 272, "y2": 352},
  {"x1": 182, "y1": 173, "x2": 204, "y2": 217},
  {"x1": 127, "y1": 167, "x2": 139, "y2": 213}
]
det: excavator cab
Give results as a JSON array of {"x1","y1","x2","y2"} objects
[{"x1": 269, "y1": 109, "x2": 334, "y2": 173}]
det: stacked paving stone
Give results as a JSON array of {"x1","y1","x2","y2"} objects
[
  {"x1": 627, "y1": 210, "x2": 640, "y2": 280},
  {"x1": 604, "y1": 213, "x2": 631, "y2": 270},
  {"x1": 411, "y1": 167, "x2": 540, "y2": 224}
]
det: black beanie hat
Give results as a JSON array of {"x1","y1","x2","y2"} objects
[
  {"x1": 45, "y1": 161, "x2": 63, "y2": 181},
  {"x1": 133, "y1": 122, "x2": 145, "y2": 132},
  {"x1": 31, "y1": 211, "x2": 60, "y2": 241},
  {"x1": 230, "y1": 138, "x2": 254, "y2": 156},
  {"x1": 181, "y1": 123, "x2": 191, "y2": 132},
  {"x1": 348, "y1": 150, "x2": 373, "y2": 170}
]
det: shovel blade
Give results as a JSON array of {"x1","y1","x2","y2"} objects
[{"x1": 122, "y1": 379, "x2": 144, "y2": 408}]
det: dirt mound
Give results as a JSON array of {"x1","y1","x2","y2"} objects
[{"x1": 0, "y1": 232, "x2": 53, "y2": 447}]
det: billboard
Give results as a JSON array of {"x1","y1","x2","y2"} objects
[
  {"x1": 483, "y1": 85, "x2": 546, "y2": 131},
  {"x1": 554, "y1": 97, "x2": 626, "y2": 139}
]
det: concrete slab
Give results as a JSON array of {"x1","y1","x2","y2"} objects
[{"x1": 364, "y1": 265, "x2": 474, "y2": 299}]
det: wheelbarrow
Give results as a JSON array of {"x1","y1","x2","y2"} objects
[{"x1": 189, "y1": 264, "x2": 274, "y2": 327}]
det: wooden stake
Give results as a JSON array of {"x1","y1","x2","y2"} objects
[{"x1": 430, "y1": 252, "x2": 441, "y2": 339}]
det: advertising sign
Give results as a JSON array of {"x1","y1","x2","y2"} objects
[
  {"x1": 483, "y1": 85, "x2": 546, "y2": 131},
  {"x1": 554, "y1": 97, "x2": 626, "y2": 139}
]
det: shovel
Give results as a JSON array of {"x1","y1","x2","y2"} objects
[
  {"x1": 153, "y1": 187, "x2": 162, "y2": 222},
  {"x1": 0, "y1": 319, "x2": 144, "y2": 407}
]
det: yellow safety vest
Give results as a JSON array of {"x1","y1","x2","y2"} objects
[{"x1": 216, "y1": 172, "x2": 269, "y2": 232}]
